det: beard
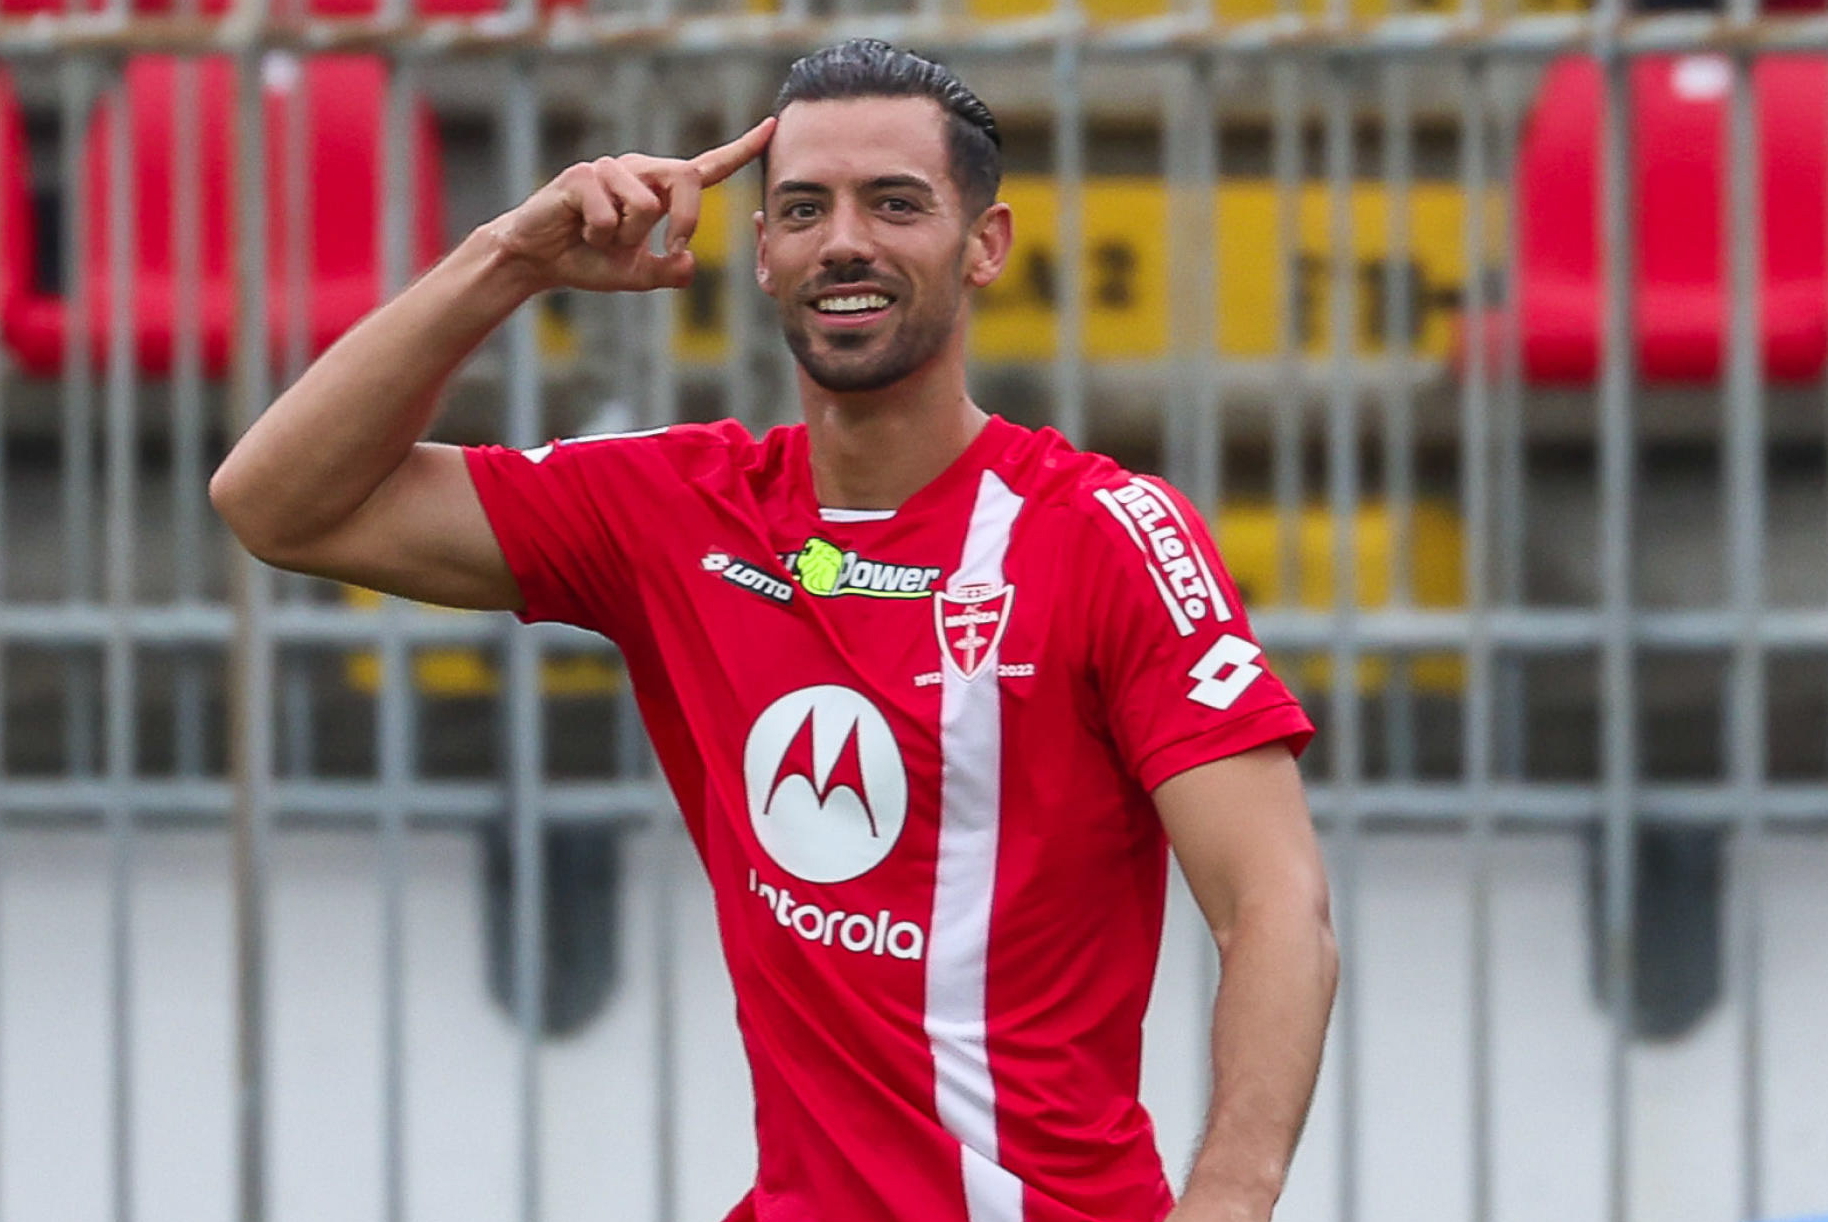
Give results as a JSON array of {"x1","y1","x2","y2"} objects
[
  {"x1": 780, "y1": 302, "x2": 957, "y2": 393},
  {"x1": 775, "y1": 257, "x2": 964, "y2": 393}
]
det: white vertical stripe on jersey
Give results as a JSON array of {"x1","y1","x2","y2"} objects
[{"x1": 927, "y1": 470, "x2": 1026, "y2": 1222}]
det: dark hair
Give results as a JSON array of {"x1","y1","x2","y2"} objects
[{"x1": 769, "y1": 38, "x2": 1002, "y2": 218}]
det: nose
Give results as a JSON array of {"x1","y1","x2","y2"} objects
[{"x1": 818, "y1": 196, "x2": 874, "y2": 271}]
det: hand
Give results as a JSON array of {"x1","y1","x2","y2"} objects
[
  {"x1": 1162, "y1": 1176, "x2": 1275, "y2": 1222},
  {"x1": 488, "y1": 116, "x2": 775, "y2": 295},
  {"x1": 1163, "y1": 1199, "x2": 1268, "y2": 1222}
]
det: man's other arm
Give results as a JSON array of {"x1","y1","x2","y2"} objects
[
  {"x1": 209, "y1": 119, "x2": 774, "y2": 610},
  {"x1": 1154, "y1": 743, "x2": 1338, "y2": 1222}
]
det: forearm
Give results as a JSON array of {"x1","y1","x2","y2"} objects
[
  {"x1": 210, "y1": 223, "x2": 540, "y2": 557},
  {"x1": 1179, "y1": 903, "x2": 1338, "y2": 1219}
]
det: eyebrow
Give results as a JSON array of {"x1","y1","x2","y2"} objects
[{"x1": 770, "y1": 174, "x2": 940, "y2": 199}]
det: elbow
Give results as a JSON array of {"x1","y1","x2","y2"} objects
[
  {"x1": 1307, "y1": 879, "x2": 1341, "y2": 1013},
  {"x1": 210, "y1": 459, "x2": 293, "y2": 566},
  {"x1": 209, "y1": 462, "x2": 262, "y2": 554},
  {"x1": 1315, "y1": 900, "x2": 1341, "y2": 1003},
  {"x1": 1304, "y1": 867, "x2": 1340, "y2": 994}
]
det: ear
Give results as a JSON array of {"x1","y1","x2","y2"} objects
[
  {"x1": 753, "y1": 209, "x2": 773, "y2": 292},
  {"x1": 963, "y1": 201, "x2": 1013, "y2": 290}
]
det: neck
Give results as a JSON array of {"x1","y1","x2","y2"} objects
[{"x1": 799, "y1": 340, "x2": 988, "y2": 511}]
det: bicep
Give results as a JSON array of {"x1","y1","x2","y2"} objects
[
  {"x1": 1153, "y1": 744, "x2": 1330, "y2": 943},
  {"x1": 263, "y1": 442, "x2": 524, "y2": 611}
]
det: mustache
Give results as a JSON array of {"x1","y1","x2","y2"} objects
[{"x1": 798, "y1": 262, "x2": 901, "y2": 299}]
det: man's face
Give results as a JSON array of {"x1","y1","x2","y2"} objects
[{"x1": 756, "y1": 96, "x2": 1001, "y2": 394}]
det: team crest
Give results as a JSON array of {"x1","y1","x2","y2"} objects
[{"x1": 933, "y1": 583, "x2": 1014, "y2": 681}]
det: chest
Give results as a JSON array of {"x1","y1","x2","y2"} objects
[{"x1": 679, "y1": 518, "x2": 1074, "y2": 696}]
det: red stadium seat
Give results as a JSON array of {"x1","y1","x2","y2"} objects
[
  {"x1": 2, "y1": 54, "x2": 445, "y2": 376},
  {"x1": 0, "y1": 74, "x2": 34, "y2": 346},
  {"x1": 1508, "y1": 54, "x2": 1828, "y2": 385}
]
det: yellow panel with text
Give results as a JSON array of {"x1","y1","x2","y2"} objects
[
  {"x1": 1217, "y1": 179, "x2": 1502, "y2": 358},
  {"x1": 1216, "y1": 500, "x2": 1465, "y2": 692},
  {"x1": 671, "y1": 177, "x2": 1490, "y2": 363}
]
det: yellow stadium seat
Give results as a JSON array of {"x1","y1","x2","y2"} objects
[
  {"x1": 1215, "y1": 499, "x2": 1466, "y2": 692},
  {"x1": 342, "y1": 587, "x2": 625, "y2": 698}
]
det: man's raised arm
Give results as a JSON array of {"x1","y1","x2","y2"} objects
[{"x1": 208, "y1": 118, "x2": 775, "y2": 610}]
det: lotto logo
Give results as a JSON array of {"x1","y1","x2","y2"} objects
[{"x1": 702, "y1": 550, "x2": 793, "y2": 605}]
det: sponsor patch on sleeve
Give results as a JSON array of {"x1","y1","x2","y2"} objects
[{"x1": 1092, "y1": 477, "x2": 1231, "y2": 636}]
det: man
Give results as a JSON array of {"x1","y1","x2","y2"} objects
[{"x1": 212, "y1": 38, "x2": 1337, "y2": 1222}]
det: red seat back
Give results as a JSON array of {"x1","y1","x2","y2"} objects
[
  {"x1": 4, "y1": 54, "x2": 444, "y2": 376},
  {"x1": 1515, "y1": 54, "x2": 1828, "y2": 384},
  {"x1": 0, "y1": 73, "x2": 35, "y2": 333}
]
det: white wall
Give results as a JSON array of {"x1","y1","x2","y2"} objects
[{"x1": 4, "y1": 826, "x2": 1826, "y2": 1222}]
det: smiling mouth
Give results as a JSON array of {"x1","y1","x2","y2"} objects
[{"x1": 811, "y1": 292, "x2": 894, "y2": 316}]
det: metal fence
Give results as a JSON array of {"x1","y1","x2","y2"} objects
[{"x1": 2, "y1": 1, "x2": 1828, "y2": 1220}]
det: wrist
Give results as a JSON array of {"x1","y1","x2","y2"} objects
[
  {"x1": 1178, "y1": 1160, "x2": 1282, "y2": 1222},
  {"x1": 466, "y1": 219, "x2": 553, "y2": 309}
]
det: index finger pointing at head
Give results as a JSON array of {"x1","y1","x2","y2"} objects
[{"x1": 689, "y1": 116, "x2": 777, "y2": 188}]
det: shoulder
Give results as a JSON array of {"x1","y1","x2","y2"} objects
[
  {"x1": 987, "y1": 420, "x2": 1131, "y2": 519},
  {"x1": 1061, "y1": 466, "x2": 1230, "y2": 640},
  {"x1": 996, "y1": 432, "x2": 1194, "y2": 550},
  {"x1": 520, "y1": 418, "x2": 763, "y2": 471}
]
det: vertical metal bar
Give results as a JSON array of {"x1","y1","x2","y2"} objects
[
  {"x1": 723, "y1": 65, "x2": 760, "y2": 429},
  {"x1": 60, "y1": 60, "x2": 98, "y2": 778},
  {"x1": 1457, "y1": 54, "x2": 1496, "y2": 1222},
  {"x1": 279, "y1": 50, "x2": 318, "y2": 782},
  {"x1": 1164, "y1": 58, "x2": 1217, "y2": 500},
  {"x1": 611, "y1": 65, "x2": 661, "y2": 431},
  {"x1": 1271, "y1": 62, "x2": 1304, "y2": 610},
  {"x1": 1051, "y1": 34, "x2": 1087, "y2": 447},
  {"x1": 1721, "y1": 22, "x2": 1766, "y2": 1220},
  {"x1": 1492, "y1": 64, "x2": 1528, "y2": 784},
  {"x1": 501, "y1": 56, "x2": 546, "y2": 1222},
  {"x1": 377, "y1": 52, "x2": 417, "y2": 1222},
  {"x1": 646, "y1": 85, "x2": 683, "y2": 1222},
  {"x1": 170, "y1": 44, "x2": 208, "y2": 779},
  {"x1": 1321, "y1": 52, "x2": 1360, "y2": 1222},
  {"x1": 230, "y1": 31, "x2": 275, "y2": 1222},
  {"x1": 1192, "y1": 58, "x2": 1221, "y2": 515},
  {"x1": 1380, "y1": 61, "x2": 1418, "y2": 780},
  {"x1": 1595, "y1": 18, "x2": 1639, "y2": 1222},
  {"x1": 102, "y1": 59, "x2": 138, "y2": 1222}
]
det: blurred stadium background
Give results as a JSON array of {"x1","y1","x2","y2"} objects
[{"x1": 2, "y1": 0, "x2": 1828, "y2": 1219}]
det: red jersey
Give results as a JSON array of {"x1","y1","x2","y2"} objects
[{"x1": 464, "y1": 416, "x2": 1313, "y2": 1222}]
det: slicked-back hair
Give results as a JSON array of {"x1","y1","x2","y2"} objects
[{"x1": 768, "y1": 38, "x2": 1002, "y2": 219}]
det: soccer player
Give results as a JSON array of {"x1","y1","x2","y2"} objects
[{"x1": 211, "y1": 38, "x2": 1337, "y2": 1222}]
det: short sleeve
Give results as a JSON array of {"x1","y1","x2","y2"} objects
[
  {"x1": 1082, "y1": 474, "x2": 1314, "y2": 793},
  {"x1": 463, "y1": 426, "x2": 711, "y2": 640}
]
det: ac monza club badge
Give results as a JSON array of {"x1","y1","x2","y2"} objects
[{"x1": 933, "y1": 583, "x2": 1014, "y2": 681}]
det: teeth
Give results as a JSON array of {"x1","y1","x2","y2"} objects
[{"x1": 814, "y1": 293, "x2": 891, "y2": 314}]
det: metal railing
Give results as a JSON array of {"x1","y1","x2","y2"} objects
[{"x1": 2, "y1": 3, "x2": 1826, "y2": 1221}]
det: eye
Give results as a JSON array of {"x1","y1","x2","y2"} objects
[
  {"x1": 780, "y1": 200, "x2": 820, "y2": 223},
  {"x1": 881, "y1": 196, "x2": 919, "y2": 215}
]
